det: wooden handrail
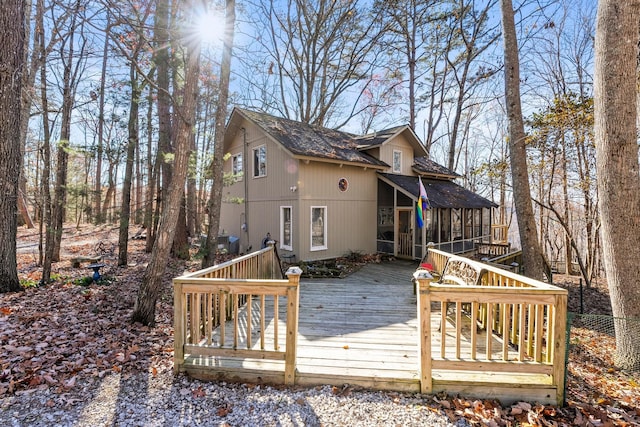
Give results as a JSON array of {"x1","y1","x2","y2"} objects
[
  {"x1": 173, "y1": 247, "x2": 301, "y2": 385},
  {"x1": 415, "y1": 248, "x2": 568, "y2": 405}
]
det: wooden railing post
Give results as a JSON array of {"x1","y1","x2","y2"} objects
[
  {"x1": 552, "y1": 293, "x2": 568, "y2": 405},
  {"x1": 173, "y1": 280, "x2": 185, "y2": 373},
  {"x1": 414, "y1": 270, "x2": 434, "y2": 394},
  {"x1": 284, "y1": 266, "x2": 302, "y2": 385}
]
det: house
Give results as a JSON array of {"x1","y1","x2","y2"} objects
[{"x1": 219, "y1": 107, "x2": 498, "y2": 262}]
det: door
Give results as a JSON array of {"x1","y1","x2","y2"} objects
[{"x1": 396, "y1": 208, "x2": 413, "y2": 259}]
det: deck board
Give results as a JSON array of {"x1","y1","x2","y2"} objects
[{"x1": 182, "y1": 260, "x2": 558, "y2": 403}]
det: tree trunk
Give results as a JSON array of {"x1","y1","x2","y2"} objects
[
  {"x1": 144, "y1": 84, "x2": 157, "y2": 252},
  {"x1": 0, "y1": 0, "x2": 25, "y2": 293},
  {"x1": 153, "y1": 0, "x2": 172, "y2": 251},
  {"x1": 186, "y1": 131, "x2": 198, "y2": 238},
  {"x1": 172, "y1": 199, "x2": 190, "y2": 259},
  {"x1": 203, "y1": 0, "x2": 236, "y2": 268},
  {"x1": 37, "y1": 0, "x2": 54, "y2": 285},
  {"x1": 132, "y1": 1, "x2": 200, "y2": 326},
  {"x1": 593, "y1": 0, "x2": 640, "y2": 370},
  {"x1": 118, "y1": 62, "x2": 140, "y2": 266},
  {"x1": 500, "y1": 0, "x2": 545, "y2": 280},
  {"x1": 18, "y1": 0, "x2": 37, "y2": 230}
]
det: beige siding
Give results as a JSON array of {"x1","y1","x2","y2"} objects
[
  {"x1": 297, "y1": 162, "x2": 377, "y2": 261},
  {"x1": 221, "y1": 120, "x2": 300, "y2": 253},
  {"x1": 379, "y1": 134, "x2": 416, "y2": 175}
]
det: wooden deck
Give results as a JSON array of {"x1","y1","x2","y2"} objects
[{"x1": 182, "y1": 260, "x2": 560, "y2": 404}]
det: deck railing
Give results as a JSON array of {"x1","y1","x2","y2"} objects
[
  {"x1": 173, "y1": 246, "x2": 301, "y2": 384},
  {"x1": 475, "y1": 242, "x2": 512, "y2": 257},
  {"x1": 415, "y1": 249, "x2": 568, "y2": 405}
]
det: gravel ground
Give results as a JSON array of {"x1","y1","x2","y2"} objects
[{"x1": 0, "y1": 370, "x2": 467, "y2": 426}]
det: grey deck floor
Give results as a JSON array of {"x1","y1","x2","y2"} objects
[{"x1": 293, "y1": 260, "x2": 422, "y2": 387}]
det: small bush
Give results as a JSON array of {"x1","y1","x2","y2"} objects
[
  {"x1": 74, "y1": 276, "x2": 94, "y2": 286},
  {"x1": 20, "y1": 278, "x2": 39, "y2": 289}
]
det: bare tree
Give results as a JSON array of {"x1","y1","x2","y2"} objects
[
  {"x1": 244, "y1": 0, "x2": 387, "y2": 128},
  {"x1": 94, "y1": 10, "x2": 110, "y2": 224},
  {"x1": 203, "y1": 0, "x2": 236, "y2": 268},
  {"x1": 108, "y1": 1, "x2": 153, "y2": 266},
  {"x1": 0, "y1": 0, "x2": 26, "y2": 293},
  {"x1": 132, "y1": 0, "x2": 202, "y2": 326},
  {"x1": 51, "y1": 0, "x2": 88, "y2": 261},
  {"x1": 500, "y1": 0, "x2": 545, "y2": 280},
  {"x1": 445, "y1": 0, "x2": 500, "y2": 172},
  {"x1": 39, "y1": 0, "x2": 56, "y2": 285},
  {"x1": 593, "y1": 0, "x2": 640, "y2": 370},
  {"x1": 149, "y1": 0, "x2": 172, "y2": 252},
  {"x1": 376, "y1": 0, "x2": 439, "y2": 130},
  {"x1": 525, "y1": 2, "x2": 598, "y2": 284}
]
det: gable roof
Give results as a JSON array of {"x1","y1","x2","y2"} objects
[
  {"x1": 356, "y1": 125, "x2": 429, "y2": 158},
  {"x1": 229, "y1": 108, "x2": 388, "y2": 168},
  {"x1": 355, "y1": 125, "x2": 409, "y2": 148},
  {"x1": 379, "y1": 173, "x2": 497, "y2": 209}
]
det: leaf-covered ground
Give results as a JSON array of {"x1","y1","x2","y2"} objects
[{"x1": 2, "y1": 225, "x2": 639, "y2": 426}]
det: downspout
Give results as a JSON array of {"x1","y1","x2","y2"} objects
[{"x1": 242, "y1": 127, "x2": 249, "y2": 251}]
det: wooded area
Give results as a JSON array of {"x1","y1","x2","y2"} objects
[{"x1": 0, "y1": 0, "x2": 638, "y2": 370}]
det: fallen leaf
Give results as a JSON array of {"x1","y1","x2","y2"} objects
[
  {"x1": 217, "y1": 405, "x2": 232, "y2": 416},
  {"x1": 64, "y1": 376, "x2": 76, "y2": 389}
]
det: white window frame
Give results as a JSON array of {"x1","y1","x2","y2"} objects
[
  {"x1": 393, "y1": 150, "x2": 402, "y2": 173},
  {"x1": 231, "y1": 153, "x2": 243, "y2": 180},
  {"x1": 280, "y1": 206, "x2": 293, "y2": 251},
  {"x1": 253, "y1": 145, "x2": 267, "y2": 178},
  {"x1": 310, "y1": 206, "x2": 327, "y2": 251}
]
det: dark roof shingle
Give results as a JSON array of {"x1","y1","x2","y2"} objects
[
  {"x1": 413, "y1": 156, "x2": 460, "y2": 178},
  {"x1": 379, "y1": 173, "x2": 497, "y2": 209},
  {"x1": 238, "y1": 109, "x2": 388, "y2": 167}
]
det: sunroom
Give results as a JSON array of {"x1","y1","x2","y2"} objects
[{"x1": 376, "y1": 173, "x2": 499, "y2": 260}]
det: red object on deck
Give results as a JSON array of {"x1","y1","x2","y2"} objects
[{"x1": 420, "y1": 262, "x2": 434, "y2": 271}]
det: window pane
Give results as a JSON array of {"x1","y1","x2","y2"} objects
[
  {"x1": 281, "y1": 207, "x2": 292, "y2": 249},
  {"x1": 393, "y1": 150, "x2": 401, "y2": 173},
  {"x1": 452, "y1": 208, "x2": 462, "y2": 240},
  {"x1": 232, "y1": 154, "x2": 243, "y2": 178},
  {"x1": 311, "y1": 207, "x2": 326, "y2": 249},
  {"x1": 253, "y1": 146, "x2": 266, "y2": 177}
]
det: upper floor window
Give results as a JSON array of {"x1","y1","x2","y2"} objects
[
  {"x1": 393, "y1": 150, "x2": 402, "y2": 173},
  {"x1": 253, "y1": 145, "x2": 266, "y2": 177},
  {"x1": 232, "y1": 153, "x2": 243, "y2": 179}
]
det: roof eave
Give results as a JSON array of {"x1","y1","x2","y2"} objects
[
  {"x1": 293, "y1": 154, "x2": 389, "y2": 170},
  {"x1": 412, "y1": 166, "x2": 458, "y2": 180}
]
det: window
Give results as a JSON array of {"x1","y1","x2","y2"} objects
[
  {"x1": 232, "y1": 153, "x2": 243, "y2": 179},
  {"x1": 393, "y1": 150, "x2": 402, "y2": 173},
  {"x1": 473, "y1": 209, "x2": 482, "y2": 237},
  {"x1": 310, "y1": 206, "x2": 327, "y2": 250},
  {"x1": 253, "y1": 145, "x2": 266, "y2": 177},
  {"x1": 452, "y1": 208, "x2": 462, "y2": 240},
  {"x1": 280, "y1": 206, "x2": 292, "y2": 251}
]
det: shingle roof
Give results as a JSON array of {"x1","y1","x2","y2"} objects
[
  {"x1": 355, "y1": 125, "x2": 408, "y2": 148},
  {"x1": 413, "y1": 156, "x2": 460, "y2": 178},
  {"x1": 237, "y1": 109, "x2": 388, "y2": 168},
  {"x1": 379, "y1": 173, "x2": 497, "y2": 209}
]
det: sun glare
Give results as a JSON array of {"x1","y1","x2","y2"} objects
[{"x1": 195, "y1": 10, "x2": 224, "y2": 45}]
